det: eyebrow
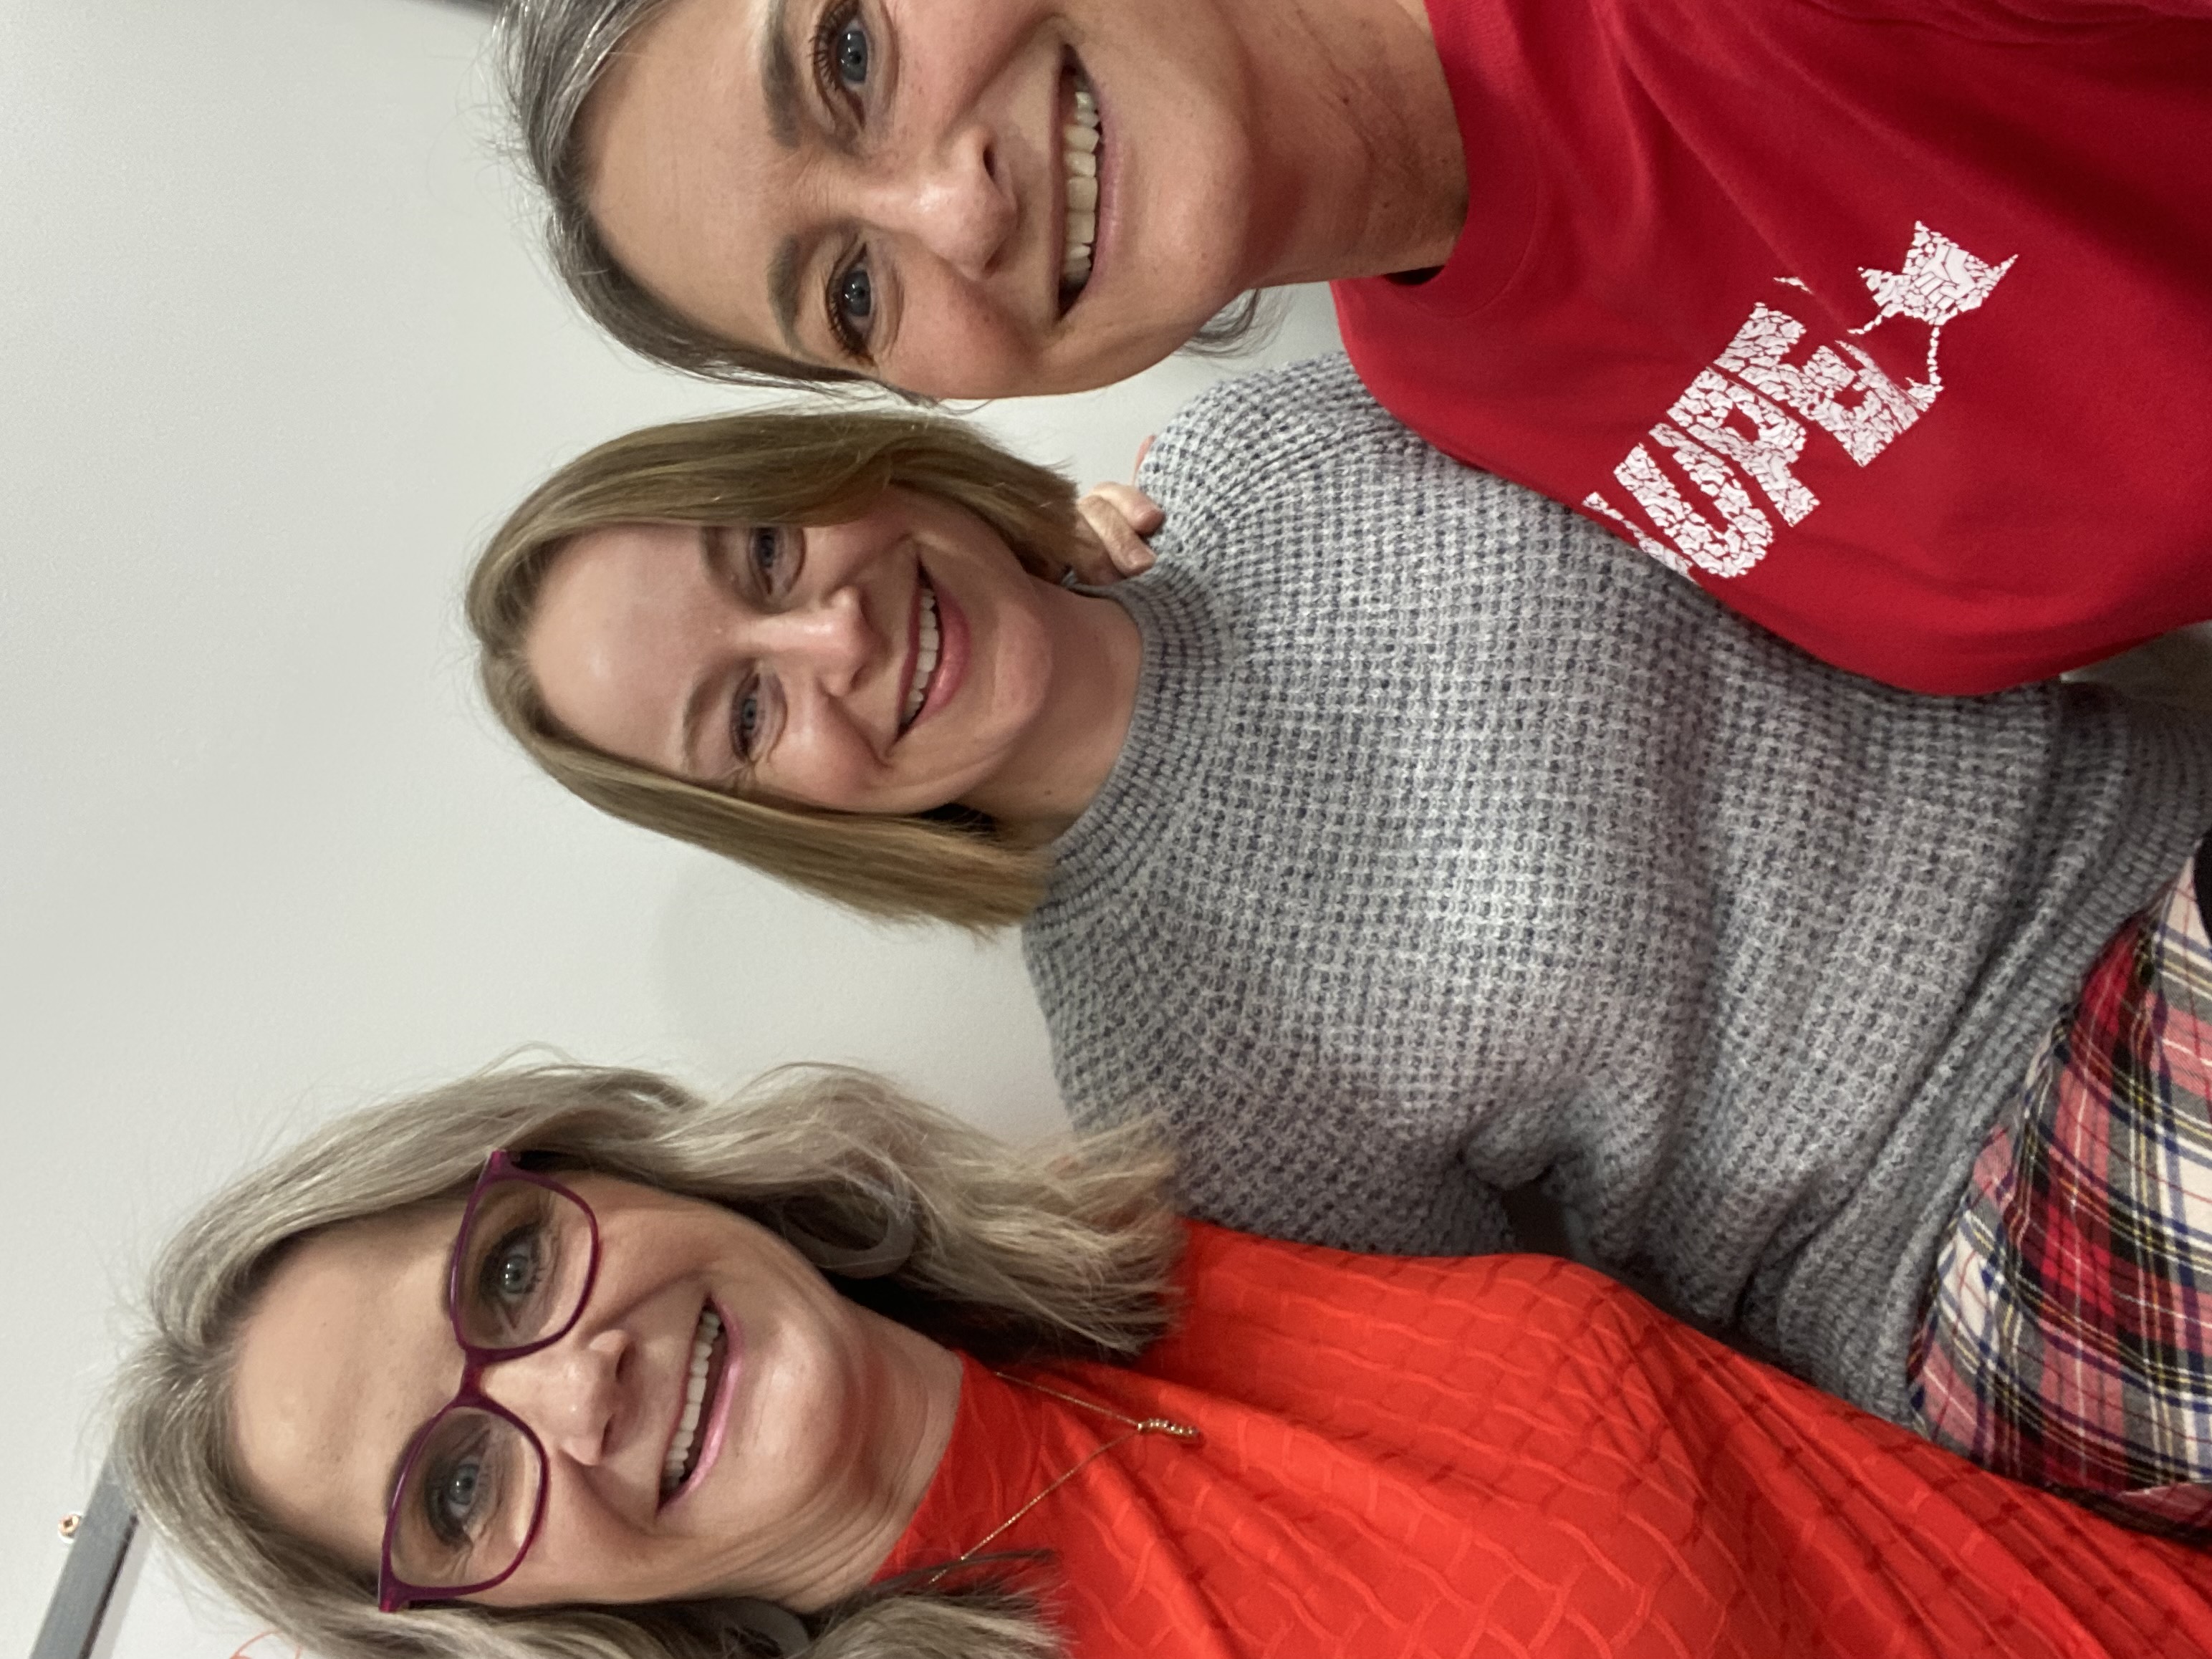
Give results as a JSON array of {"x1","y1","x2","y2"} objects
[
  {"x1": 759, "y1": 0, "x2": 818, "y2": 355},
  {"x1": 383, "y1": 1438, "x2": 413, "y2": 1522},
  {"x1": 675, "y1": 525, "x2": 737, "y2": 776},
  {"x1": 380, "y1": 1395, "x2": 443, "y2": 1537},
  {"x1": 761, "y1": 0, "x2": 800, "y2": 150},
  {"x1": 768, "y1": 234, "x2": 810, "y2": 356}
]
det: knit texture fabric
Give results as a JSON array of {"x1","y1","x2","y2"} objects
[
  {"x1": 877, "y1": 1224, "x2": 2212, "y2": 1659},
  {"x1": 1022, "y1": 355, "x2": 2212, "y2": 1423}
]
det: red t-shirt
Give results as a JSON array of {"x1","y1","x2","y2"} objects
[
  {"x1": 879, "y1": 1224, "x2": 2212, "y2": 1658},
  {"x1": 1332, "y1": 0, "x2": 2212, "y2": 693}
]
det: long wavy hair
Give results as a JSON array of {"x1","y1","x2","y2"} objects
[
  {"x1": 468, "y1": 405, "x2": 1097, "y2": 929},
  {"x1": 497, "y1": 0, "x2": 1267, "y2": 389},
  {"x1": 111, "y1": 1061, "x2": 1180, "y2": 1659}
]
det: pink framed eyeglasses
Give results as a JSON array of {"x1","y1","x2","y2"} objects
[{"x1": 375, "y1": 1150, "x2": 602, "y2": 1612}]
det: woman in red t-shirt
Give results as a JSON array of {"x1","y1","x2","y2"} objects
[
  {"x1": 496, "y1": 0, "x2": 2212, "y2": 691},
  {"x1": 114, "y1": 1059, "x2": 2212, "y2": 1659}
]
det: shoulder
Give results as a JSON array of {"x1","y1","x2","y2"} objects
[
  {"x1": 1148, "y1": 355, "x2": 1409, "y2": 457},
  {"x1": 1150, "y1": 1221, "x2": 1668, "y2": 1381},
  {"x1": 1139, "y1": 357, "x2": 1438, "y2": 509},
  {"x1": 1135, "y1": 355, "x2": 1570, "y2": 563}
]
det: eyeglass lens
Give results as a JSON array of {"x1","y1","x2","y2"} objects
[{"x1": 385, "y1": 1175, "x2": 595, "y2": 1592}]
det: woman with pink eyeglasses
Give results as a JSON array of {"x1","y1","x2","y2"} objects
[{"x1": 112, "y1": 1059, "x2": 2212, "y2": 1659}]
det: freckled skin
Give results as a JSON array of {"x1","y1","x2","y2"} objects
[
  {"x1": 524, "y1": 488, "x2": 1141, "y2": 835},
  {"x1": 582, "y1": 0, "x2": 1463, "y2": 398}
]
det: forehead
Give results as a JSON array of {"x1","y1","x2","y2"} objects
[
  {"x1": 533, "y1": 522, "x2": 715, "y2": 645},
  {"x1": 229, "y1": 1207, "x2": 461, "y2": 1568},
  {"x1": 590, "y1": 0, "x2": 761, "y2": 134},
  {"x1": 584, "y1": 0, "x2": 790, "y2": 345},
  {"x1": 525, "y1": 523, "x2": 723, "y2": 763}
]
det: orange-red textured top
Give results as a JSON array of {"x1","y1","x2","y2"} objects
[{"x1": 877, "y1": 1223, "x2": 2212, "y2": 1658}]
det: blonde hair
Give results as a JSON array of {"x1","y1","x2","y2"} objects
[
  {"x1": 112, "y1": 1061, "x2": 1180, "y2": 1659},
  {"x1": 468, "y1": 406, "x2": 1097, "y2": 929}
]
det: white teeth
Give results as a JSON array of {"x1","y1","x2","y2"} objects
[
  {"x1": 1062, "y1": 80, "x2": 1102, "y2": 290},
  {"x1": 662, "y1": 1307, "x2": 722, "y2": 1494},
  {"x1": 903, "y1": 580, "x2": 939, "y2": 727}
]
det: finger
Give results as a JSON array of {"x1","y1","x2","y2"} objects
[
  {"x1": 1075, "y1": 493, "x2": 1157, "y2": 577},
  {"x1": 1059, "y1": 507, "x2": 1125, "y2": 585},
  {"x1": 1078, "y1": 489, "x2": 1160, "y2": 572},
  {"x1": 1087, "y1": 481, "x2": 1165, "y2": 537},
  {"x1": 1133, "y1": 435, "x2": 1157, "y2": 480}
]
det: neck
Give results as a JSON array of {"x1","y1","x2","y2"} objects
[
  {"x1": 960, "y1": 586, "x2": 1142, "y2": 840},
  {"x1": 1224, "y1": 0, "x2": 1466, "y2": 284},
  {"x1": 774, "y1": 1311, "x2": 963, "y2": 1612}
]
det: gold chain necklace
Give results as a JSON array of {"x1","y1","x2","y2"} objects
[{"x1": 921, "y1": 1370, "x2": 1202, "y2": 1579}]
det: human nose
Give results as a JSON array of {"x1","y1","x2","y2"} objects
[
  {"x1": 484, "y1": 1329, "x2": 630, "y2": 1468},
  {"x1": 753, "y1": 583, "x2": 873, "y2": 696},
  {"x1": 865, "y1": 123, "x2": 1014, "y2": 279}
]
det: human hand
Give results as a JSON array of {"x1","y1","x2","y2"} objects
[{"x1": 1063, "y1": 481, "x2": 1165, "y2": 585}]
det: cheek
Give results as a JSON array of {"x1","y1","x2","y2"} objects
[
  {"x1": 479, "y1": 1486, "x2": 647, "y2": 1607},
  {"x1": 1050, "y1": 310, "x2": 1215, "y2": 394},
  {"x1": 978, "y1": 597, "x2": 1054, "y2": 716},
  {"x1": 883, "y1": 282, "x2": 1045, "y2": 399},
  {"x1": 763, "y1": 728, "x2": 886, "y2": 812},
  {"x1": 525, "y1": 610, "x2": 701, "y2": 773}
]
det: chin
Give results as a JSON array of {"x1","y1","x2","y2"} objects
[{"x1": 1056, "y1": 282, "x2": 1253, "y2": 391}]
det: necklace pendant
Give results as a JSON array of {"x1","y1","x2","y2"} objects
[{"x1": 936, "y1": 1371, "x2": 1206, "y2": 1572}]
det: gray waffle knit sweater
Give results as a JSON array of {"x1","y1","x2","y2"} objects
[{"x1": 1023, "y1": 356, "x2": 2212, "y2": 1423}]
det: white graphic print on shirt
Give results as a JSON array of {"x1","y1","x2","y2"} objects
[{"x1": 1582, "y1": 223, "x2": 2016, "y2": 578}]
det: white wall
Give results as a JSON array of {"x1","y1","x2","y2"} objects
[{"x1": 0, "y1": 1, "x2": 1342, "y2": 1651}]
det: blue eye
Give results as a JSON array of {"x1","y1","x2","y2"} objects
[
  {"x1": 835, "y1": 18, "x2": 868, "y2": 88},
  {"x1": 476, "y1": 1224, "x2": 544, "y2": 1309},
  {"x1": 812, "y1": 4, "x2": 872, "y2": 107},
  {"x1": 422, "y1": 1437, "x2": 499, "y2": 1546},
  {"x1": 825, "y1": 258, "x2": 875, "y2": 357},
  {"x1": 750, "y1": 527, "x2": 784, "y2": 582},
  {"x1": 438, "y1": 1458, "x2": 484, "y2": 1528},
  {"x1": 732, "y1": 681, "x2": 765, "y2": 761}
]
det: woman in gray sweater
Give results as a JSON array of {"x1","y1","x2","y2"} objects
[{"x1": 469, "y1": 357, "x2": 2212, "y2": 1533}]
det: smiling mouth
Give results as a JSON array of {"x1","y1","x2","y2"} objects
[
  {"x1": 900, "y1": 572, "x2": 941, "y2": 731},
  {"x1": 661, "y1": 1304, "x2": 728, "y2": 1499},
  {"x1": 1058, "y1": 62, "x2": 1101, "y2": 312}
]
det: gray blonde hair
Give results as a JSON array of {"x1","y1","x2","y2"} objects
[
  {"x1": 468, "y1": 405, "x2": 1096, "y2": 930},
  {"x1": 498, "y1": 1, "x2": 1266, "y2": 388},
  {"x1": 112, "y1": 1061, "x2": 1180, "y2": 1659}
]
